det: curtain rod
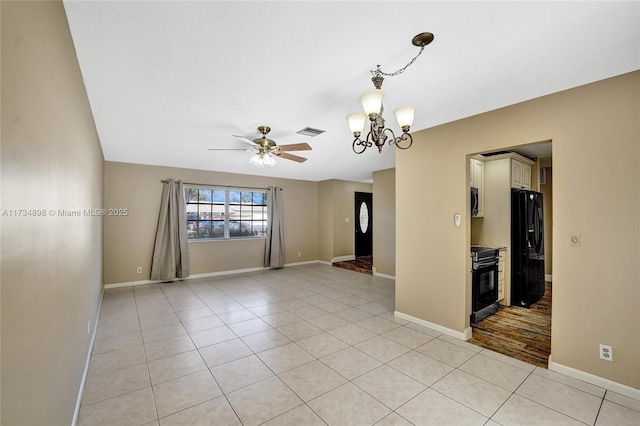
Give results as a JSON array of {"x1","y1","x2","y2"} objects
[{"x1": 160, "y1": 180, "x2": 281, "y2": 191}]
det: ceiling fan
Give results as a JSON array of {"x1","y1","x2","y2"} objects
[{"x1": 208, "y1": 126, "x2": 312, "y2": 167}]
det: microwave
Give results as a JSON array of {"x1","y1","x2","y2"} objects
[{"x1": 471, "y1": 187, "x2": 479, "y2": 216}]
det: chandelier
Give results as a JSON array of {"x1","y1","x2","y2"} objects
[{"x1": 346, "y1": 32, "x2": 434, "y2": 154}]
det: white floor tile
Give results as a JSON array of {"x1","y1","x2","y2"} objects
[
  {"x1": 308, "y1": 382, "x2": 391, "y2": 426},
  {"x1": 396, "y1": 388, "x2": 487, "y2": 426},
  {"x1": 82, "y1": 264, "x2": 626, "y2": 426}
]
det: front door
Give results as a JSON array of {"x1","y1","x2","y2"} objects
[{"x1": 354, "y1": 192, "x2": 373, "y2": 258}]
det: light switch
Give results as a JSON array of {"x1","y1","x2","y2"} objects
[
  {"x1": 569, "y1": 233, "x2": 581, "y2": 247},
  {"x1": 345, "y1": 217, "x2": 350, "y2": 223}
]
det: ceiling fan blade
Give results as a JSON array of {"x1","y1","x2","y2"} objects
[
  {"x1": 276, "y1": 143, "x2": 312, "y2": 152},
  {"x1": 232, "y1": 135, "x2": 259, "y2": 147},
  {"x1": 207, "y1": 148, "x2": 254, "y2": 151},
  {"x1": 276, "y1": 152, "x2": 307, "y2": 163}
]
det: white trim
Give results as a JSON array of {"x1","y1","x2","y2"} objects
[
  {"x1": 548, "y1": 356, "x2": 640, "y2": 400},
  {"x1": 464, "y1": 326, "x2": 473, "y2": 340},
  {"x1": 188, "y1": 266, "x2": 266, "y2": 279},
  {"x1": 394, "y1": 311, "x2": 471, "y2": 341},
  {"x1": 104, "y1": 279, "x2": 159, "y2": 289},
  {"x1": 372, "y1": 267, "x2": 395, "y2": 280},
  {"x1": 331, "y1": 255, "x2": 356, "y2": 263},
  {"x1": 104, "y1": 261, "x2": 327, "y2": 289},
  {"x1": 545, "y1": 274, "x2": 553, "y2": 282},
  {"x1": 72, "y1": 289, "x2": 104, "y2": 426},
  {"x1": 283, "y1": 260, "x2": 320, "y2": 267}
]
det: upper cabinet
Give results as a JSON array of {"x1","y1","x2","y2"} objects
[
  {"x1": 511, "y1": 157, "x2": 533, "y2": 189},
  {"x1": 470, "y1": 157, "x2": 485, "y2": 217}
]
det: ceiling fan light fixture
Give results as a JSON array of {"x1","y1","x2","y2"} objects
[
  {"x1": 249, "y1": 151, "x2": 277, "y2": 168},
  {"x1": 216, "y1": 126, "x2": 311, "y2": 166},
  {"x1": 263, "y1": 153, "x2": 277, "y2": 167}
]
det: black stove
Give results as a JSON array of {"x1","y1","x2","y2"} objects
[
  {"x1": 470, "y1": 245, "x2": 500, "y2": 323},
  {"x1": 471, "y1": 245, "x2": 500, "y2": 264}
]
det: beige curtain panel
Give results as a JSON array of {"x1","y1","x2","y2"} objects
[
  {"x1": 264, "y1": 186, "x2": 284, "y2": 268},
  {"x1": 151, "y1": 179, "x2": 189, "y2": 281}
]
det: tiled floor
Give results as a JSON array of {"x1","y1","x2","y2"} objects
[{"x1": 79, "y1": 264, "x2": 640, "y2": 426}]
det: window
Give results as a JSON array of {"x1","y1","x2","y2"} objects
[{"x1": 185, "y1": 186, "x2": 267, "y2": 240}]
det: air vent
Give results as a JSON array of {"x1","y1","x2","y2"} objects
[{"x1": 296, "y1": 127, "x2": 326, "y2": 137}]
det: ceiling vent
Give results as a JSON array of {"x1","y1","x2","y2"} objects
[{"x1": 296, "y1": 127, "x2": 326, "y2": 137}]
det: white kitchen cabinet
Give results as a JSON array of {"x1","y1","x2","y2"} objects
[
  {"x1": 470, "y1": 157, "x2": 485, "y2": 217},
  {"x1": 498, "y1": 249, "x2": 506, "y2": 301},
  {"x1": 511, "y1": 158, "x2": 533, "y2": 189}
]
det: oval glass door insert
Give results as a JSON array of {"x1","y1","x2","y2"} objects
[{"x1": 359, "y1": 201, "x2": 369, "y2": 233}]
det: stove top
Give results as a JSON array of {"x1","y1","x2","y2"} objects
[{"x1": 470, "y1": 245, "x2": 499, "y2": 253}]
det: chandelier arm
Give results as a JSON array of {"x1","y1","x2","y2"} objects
[
  {"x1": 383, "y1": 128, "x2": 396, "y2": 144},
  {"x1": 352, "y1": 136, "x2": 368, "y2": 154},
  {"x1": 393, "y1": 132, "x2": 413, "y2": 150}
]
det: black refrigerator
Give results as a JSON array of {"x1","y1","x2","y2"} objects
[{"x1": 511, "y1": 189, "x2": 545, "y2": 307}]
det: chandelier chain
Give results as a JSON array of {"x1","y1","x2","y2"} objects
[{"x1": 370, "y1": 45, "x2": 425, "y2": 78}]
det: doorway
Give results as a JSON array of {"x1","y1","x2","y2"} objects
[
  {"x1": 468, "y1": 142, "x2": 553, "y2": 368},
  {"x1": 354, "y1": 192, "x2": 372, "y2": 258}
]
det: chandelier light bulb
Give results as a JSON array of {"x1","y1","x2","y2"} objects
[
  {"x1": 346, "y1": 113, "x2": 367, "y2": 136},
  {"x1": 394, "y1": 106, "x2": 416, "y2": 130},
  {"x1": 359, "y1": 90, "x2": 384, "y2": 117}
]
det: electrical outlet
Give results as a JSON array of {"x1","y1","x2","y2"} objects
[
  {"x1": 137, "y1": 266, "x2": 142, "y2": 274},
  {"x1": 297, "y1": 252, "x2": 301, "y2": 258},
  {"x1": 599, "y1": 344, "x2": 613, "y2": 361}
]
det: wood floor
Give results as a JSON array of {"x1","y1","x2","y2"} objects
[
  {"x1": 332, "y1": 256, "x2": 373, "y2": 275},
  {"x1": 469, "y1": 282, "x2": 552, "y2": 368},
  {"x1": 333, "y1": 258, "x2": 552, "y2": 368}
]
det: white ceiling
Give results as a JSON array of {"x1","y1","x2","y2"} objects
[{"x1": 63, "y1": 1, "x2": 639, "y2": 183}]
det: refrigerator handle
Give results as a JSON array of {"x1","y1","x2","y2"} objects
[{"x1": 534, "y1": 206, "x2": 543, "y2": 252}]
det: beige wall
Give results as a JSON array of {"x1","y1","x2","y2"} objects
[
  {"x1": 316, "y1": 179, "x2": 373, "y2": 260},
  {"x1": 104, "y1": 162, "x2": 319, "y2": 284},
  {"x1": 317, "y1": 180, "x2": 334, "y2": 262},
  {"x1": 373, "y1": 168, "x2": 396, "y2": 276},
  {"x1": 397, "y1": 71, "x2": 639, "y2": 389},
  {"x1": 1, "y1": 1, "x2": 105, "y2": 424},
  {"x1": 540, "y1": 161, "x2": 553, "y2": 276}
]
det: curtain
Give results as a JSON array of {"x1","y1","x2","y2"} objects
[
  {"x1": 150, "y1": 179, "x2": 189, "y2": 281},
  {"x1": 264, "y1": 186, "x2": 284, "y2": 268}
]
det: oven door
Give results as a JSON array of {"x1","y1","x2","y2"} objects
[{"x1": 471, "y1": 262, "x2": 499, "y2": 322}]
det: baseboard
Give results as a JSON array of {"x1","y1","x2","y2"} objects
[
  {"x1": 283, "y1": 260, "x2": 320, "y2": 267},
  {"x1": 394, "y1": 311, "x2": 472, "y2": 341},
  {"x1": 545, "y1": 274, "x2": 553, "y2": 282},
  {"x1": 548, "y1": 356, "x2": 640, "y2": 400},
  {"x1": 104, "y1": 261, "x2": 326, "y2": 289},
  {"x1": 104, "y1": 278, "x2": 159, "y2": 289},
  {"x1": 72, "y1": 289, "x2": 104, "y2": 426},
  {"x1": 372, "y1": 267, "x2": 395, "y2": 280},
  {"x1": 331, "y1": 255, "x2": 355, "y2": 263}
]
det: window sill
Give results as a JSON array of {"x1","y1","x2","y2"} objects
[{"x1": 187, "y1": 237, "x2": 267, "y2": 243}]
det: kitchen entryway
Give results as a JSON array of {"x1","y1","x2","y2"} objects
[
  {"x1": 469, "y1": 282, "x2": 552, "y2": 368},
  {"x1": 468, "y1": 141, "x2": 553, "y2": 368}
]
